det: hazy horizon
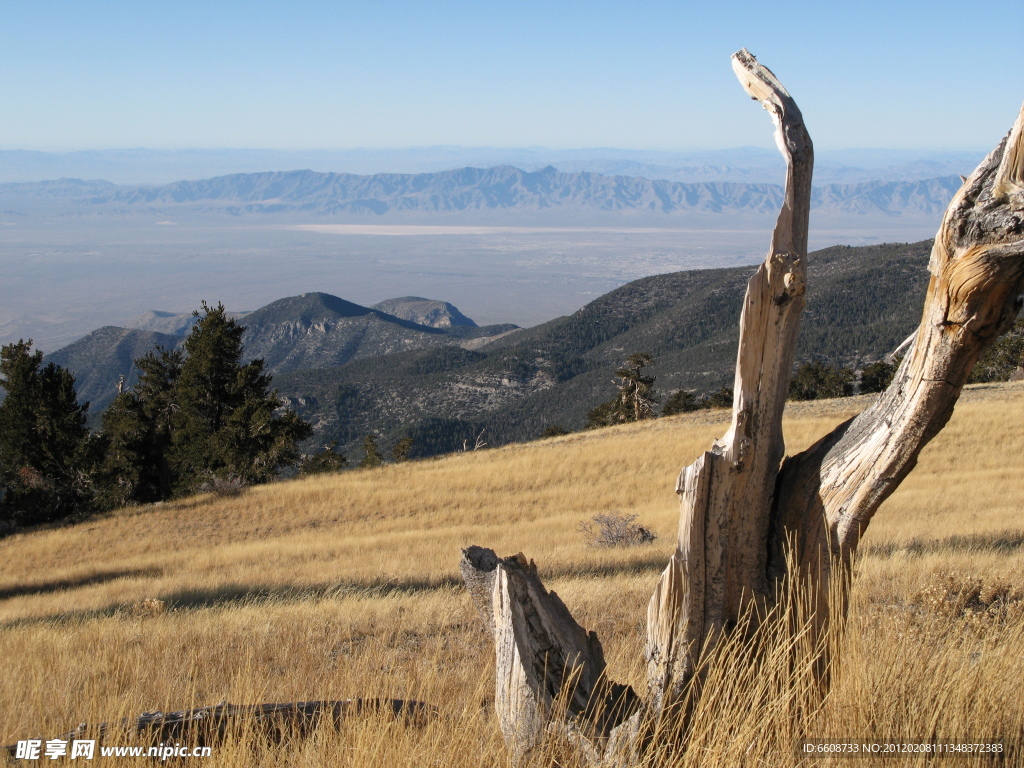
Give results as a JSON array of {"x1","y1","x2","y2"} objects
[
  {"x1": 0, "y1": 143, "x2": 993, "y2": 155},
  {"x1": 3, "y1": 1, "x2": 1019, "y2": 353},
  {"x1": 0, "y1": 145, "x2": 988, "y2": 186}
]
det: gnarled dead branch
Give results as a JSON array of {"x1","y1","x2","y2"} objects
[{"x1": 461, "y1": 49, "x2": 1024, "y2": 765}]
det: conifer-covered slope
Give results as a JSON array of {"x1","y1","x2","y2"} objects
[
  {"x1": 46, "y1": 326, "x2": 181, "y2": 413},
  {"x1": 45, "y1": 240, "x2": 934, "y2": 455},
  {"x1": 45, "y1": 294, "x2": 517, "y2": 414},
  {"x1": 274, "y1": 241, "x2": 933, "y2": 456}
]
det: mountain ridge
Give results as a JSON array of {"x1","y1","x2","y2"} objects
[
  {"x1": 0, "y1": 146, "x2": 985, "y2": 186},
  {"x1": 272, "y1": 241, "x2": 934, "y2": 455},
  {"x1": 0, "y1": 166, "x2": 963, "y2": 218},
  {"x1": 46, "y1": 294, "x2": 515, "y2": 415},
  {"x1": 43, "y1": 241, "x2": 936, "y2": 457},
  {"x1": 370, "y1": 297, "x2": 477, "y2": 328}
]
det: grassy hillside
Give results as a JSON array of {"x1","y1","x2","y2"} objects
[
  {"x1": 1, "y1": 381, "x2": 1022, "y2": 765},
  {"x1": 2, "y1": 382, "x2": 1024, "y2": 765}
]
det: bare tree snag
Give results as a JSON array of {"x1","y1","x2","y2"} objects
[
  {"x1": 460, "y1": 544, "x2": 500, "y2": 634},
  {"x1": 644, "y1": 47, "x2": 813, "y2": 715},
  {"x1": 772, "y1": 100, "x2": 1024, "y2": 593},
  {"x1": 462, "y1": 50, "x2": 1024, "y2": 764},
  {"x1": 459, "y1": 547, "x2": 640, "y2": 765}
]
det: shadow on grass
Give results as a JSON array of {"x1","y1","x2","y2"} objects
[
  {"x1": 162, "y1": 575, "x2": 466, "y2": 610},
  {"x1": 0, "y1": 575, "x2": 461, "y2": 630},
  {"x1": 0, "y1": 567, "x2": 163, "y2": 601},
  {"x1": 863, "y1": 529, "x2": 1024, "y2": 558},
  {"x1": 538, "y1": 553, "x2": 670, "y2": 580},
  {"x1": 0, "y1": 556, "x2": 670, "y2": 630}
]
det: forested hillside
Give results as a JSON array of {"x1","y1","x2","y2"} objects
[
  {"x1": 46, "y1": 294, "x2": 516, "y2": 414},
  {"x1": 275, "y1": 241, "x2": 934, "y2": 456},
  {"x1": 35, "y1": 240, "x2": 939, "y2": 460}
]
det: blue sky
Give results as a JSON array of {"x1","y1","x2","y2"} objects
[{"x1": 1, "y1": 0, "x2": 1022, "y2": 152}]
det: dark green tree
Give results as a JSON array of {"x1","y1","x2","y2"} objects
[
  {"x1": 789, "y1": 360, "x2": 855, "y2": 401},
  {"x1": 168, "y1": 303, "x2": 311, "y2": 492},
  {"x1": 662, "y1": 389, "x2": 700, "y2": 416},
  {"x1": 586, "y1": 353, "x2": 658, "y2": 429},
  {"x1": 97, "y1": 347, "x2": 182, "y2": 508},
  {"x1": 969, "y1": 317, "x2": 1024, "y2": 382},
  {"x1": 540, "y1": 425, "x2": 571, "y2": 439},
  {"x1": 391, "y1": 437, "x2": 414, "y2": 462},
  {"x1": 584, "y1": 400, "x2": 618, "y2": 430},
  {"x1": 860, "y1": 358, "x2": 899, "y2": 394},
  {"x1": 360, "y1": 435, "x2": 385, "y2": 468},
  {"x1": 703, "y1": 386, "x2": 734, "y2": 409},
  {"x1": 299, "y1": 442, "x2": 349, "y2": 475},
  {"x1": 0, "y1": 340, "x2": 92, "y2": 526}
]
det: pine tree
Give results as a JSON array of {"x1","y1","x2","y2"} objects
[
  {"x1": 969, "y1": 318, "x2": 1024, "y2": 382},
  {"x1": 360, "y1": 435, "x2": 384, "y2": 468},
  {"x1": 99, "y1": 304, "x2": 312, "y2": 500},
  {"x1": 167, "y1": 302, "x2": 312, "y2": 493},
  {"x1": 662, "y1": 389, "x2": 699, "y2": 416},
  {"x1": 390, "y1": 437, "x2": 414, "y2": 462},
  {"x1": 299, "y1": 442, "x2": 349, "y2": 475},
  {"x1": 586, "y1": 353, "x2": 658, "y2": 429},
  {"x1": 97, "y1": 347, "x2": 182, "y2": 507},
  {"x1": 789, "y1": 360, "x2": 855, "y2": 401},
  {"x1": 0, "y1": 340, "x2": 91, "y2": 526},
  {"x1": 703, "y1": 386, "x2": 734, "y2": 409},
  {"x1": 859, "y1": 358, "x2": 899, "y2": 394}
]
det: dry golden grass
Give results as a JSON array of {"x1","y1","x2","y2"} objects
[{"x1": 1, "y1": 381, "x2": 1022, "y2": 766}]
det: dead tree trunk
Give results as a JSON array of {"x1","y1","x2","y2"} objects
[
  {"x1": 461, "y1": 50, "x2": 1024, "y2": 765},
  {"x1": 646, "y1": 47, "x2": 813, "y2": 716}
]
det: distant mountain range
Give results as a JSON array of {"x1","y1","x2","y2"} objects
[
  {"x1": 0, "y1": 146, "x2": 984, "y2": 186},
  {"x1": 0, "y1": 166, "x2": 964, "y2": 218},
  {"x1": 46, "y1": 240, "x2": 934, "y2": 458}
]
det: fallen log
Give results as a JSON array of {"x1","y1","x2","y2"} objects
[{"x1": 3, "y1": 698, "x2": 434, "y2": 759}]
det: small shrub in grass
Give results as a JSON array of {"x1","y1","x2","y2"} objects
[
  {"x1": 197, "y1": 475, "x2": 248, "y2": 497},
  {"x1": 299, "y1": 443, "x2": 349, "y2": 475},
  {"x1": 912, "y1": 572, "x2": 1024, "y2": 633},
  {"x1": 131, "y1": 598, "x2": 168, "y2": 617},
  {"x1": 578, "y1": 512, "x2": 657, "y2": 548}
]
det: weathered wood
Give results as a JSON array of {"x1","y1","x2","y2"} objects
[
  {"x1": 461, "y1": 52, "x2": 1024, "y2": 766},
  {"x1": 644, "y1": 47, "x2": 814, "y2": 714},
  {"x1": 460, "y1": 544, "x2": 500, "y2": 634},
  {"x1": 460, "y1": 547, "x2": 640, "y2": 765},
  {"x1": 2, "y1": 698, "x2": 434, "y2": 757},
  {"x1": 772, "y1": 101, "x2": 1024, "y2": 595}
]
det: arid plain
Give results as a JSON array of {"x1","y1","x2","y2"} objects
[{"x1": 0, "y1": 214, "x2": 940, "y2": 353}]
